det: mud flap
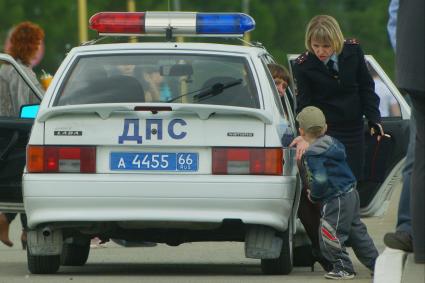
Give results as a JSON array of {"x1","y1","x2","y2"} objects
[
  {"x1": 28, "y1": 229, "x2": 62, "y2": 256},
  {"x1": 245, "y1": 225, "x2": 283, "y2": 259}
]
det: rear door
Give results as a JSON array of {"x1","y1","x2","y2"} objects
[
  {"x1": 0, "y1": 54, "x2": 43, "y2": 212},
  {"x1": 287, "y1": 54, "x2": 410, "y2": 215},
  {"x1": 359, "y1": 56, "x2": 409, "y2": 214},
  {"x1": 41, "y1": 107, "x2": 268, "y2": 174},
  {"x1": 43, "y1": 51, "x2": 270, "y2": 175}
]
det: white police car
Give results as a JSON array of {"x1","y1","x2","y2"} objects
[
  {"x1": 0, "y1": 12, "x2": 410, "y2": 276},
  {"x1": 18, "y1": 12, "x2": 300, "y2": 274}
]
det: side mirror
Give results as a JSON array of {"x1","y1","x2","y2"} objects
[{"x1": 20, "y1": 104, "x2": 40, "y2": 119}]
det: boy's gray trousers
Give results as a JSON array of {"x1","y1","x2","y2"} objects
[{"x1": 319, "y1": 189, "x2": 378, "y2": 273}]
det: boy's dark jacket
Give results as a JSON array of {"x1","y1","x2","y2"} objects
[{"x1": 302, "y1": 135, "x2": 356, "y2": 203}]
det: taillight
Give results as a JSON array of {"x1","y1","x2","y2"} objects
[
  {"x1": 27, "y1": 146, "x2": 96, "y2": 173},
  {"x1": 212, "y1": 148, "x2": 283, "y2": 175}
]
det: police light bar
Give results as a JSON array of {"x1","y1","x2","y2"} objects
[{"x1": 89, "y1": 12, "x2": 255, "y2": 37}]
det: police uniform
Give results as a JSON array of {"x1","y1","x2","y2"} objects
[{"x1": 293, "y1": 39, "x2": 381, "y2": 180}]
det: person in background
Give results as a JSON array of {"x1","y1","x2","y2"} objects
[
  {"x1": 141, "y1": 67, "x2": 171, "y2": 102},
  {"x1": 116, "y1": 63, "x2": 135, "y2": 77},
  {"x1": 3, "y1": 27, "x2": 44, "y2": 68},
  {"x1": 267, "y1": 63, "x2": 299, "y2": 118},
  {"x1": 393, "y1": 0, "x2": 424, "y2": 264},
  {"x1": 267, "y1": 63, "x2": 290, "y2": 98},
  {"x1": 0, "y1": 21, "x2": 45, "y2": 249},
  {"x1": 297, "y1": 106, "x2": 378, "y2": 280},
  {"x1": 387, "y1": 0, "x2": 398, "y2": 51},
  {"x1": 368, "y1": 67, "x2": 401, "y2": 117},
  {"x1": 291, "y1": 15, "x2": 384, "y2": 181}
]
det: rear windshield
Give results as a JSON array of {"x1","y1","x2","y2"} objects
[{"x1": 55, "y1": 54, "x2": 259, "y2": 108}]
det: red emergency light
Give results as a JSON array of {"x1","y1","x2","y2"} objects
[{"x1": 89, "y1": 12, "x2": 145, "y2": 34}]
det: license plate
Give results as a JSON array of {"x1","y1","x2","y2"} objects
[{"x1": 110, "y1": 152, "x2": 198, "y2": 171}]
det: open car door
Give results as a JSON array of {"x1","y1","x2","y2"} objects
[
  {"x1": 287, "y1": 54, "x2": 410, "y2": 216},
  {"x1": 0, "y1": 53, "x2": 43, "y2": 212}
]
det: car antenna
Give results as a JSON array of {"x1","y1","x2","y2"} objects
[
  {"x1": 80, "y1": 36, "x2": 108, "y2": 46},
  {"x1": 165, "y1": 25, "x2": 174, "y2": 42}
]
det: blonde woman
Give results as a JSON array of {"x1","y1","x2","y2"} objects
[{"x1": 292, "y1": 15, "x2": 383, "y2": 181}]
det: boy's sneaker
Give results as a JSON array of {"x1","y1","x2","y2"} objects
[{"x1": 324, "y1": 270, "x2": 355, "y2": 280}]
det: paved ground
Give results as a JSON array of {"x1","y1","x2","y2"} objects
[
  {"x1": 402, "y1": 254, "x2": 425, "y2": 283},
  {"x1": 0, "y1": 180, "x2": 415, "y2": 283}
]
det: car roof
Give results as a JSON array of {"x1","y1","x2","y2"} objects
[{"x1": 69, "y1": 42, "x2": 267, "y2": 57}]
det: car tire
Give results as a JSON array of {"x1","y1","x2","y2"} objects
[
  {"x1": 27, "y1": 249, "x2": 60, "y2": 274},
  {"x1": 61, "y1": 238, "x2": 90, "y2": 266},
  {"x1": 260, "y1": 220, "x2": 293, "y2": 275}
]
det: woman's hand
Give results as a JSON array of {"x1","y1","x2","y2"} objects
[
  {"x1": 368, "y1": 121, "x2": 385, "y2": 138},
  {"x1": 289, "y1": 136, "x2": 310, "y2": 160}
]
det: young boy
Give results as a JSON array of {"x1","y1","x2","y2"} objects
[
  {"x1": 296, "y1": 106, "x2": 378, "y2": 280},
  {"x1": 267, "y1": 63, "x2": 290, "y2": 97}
]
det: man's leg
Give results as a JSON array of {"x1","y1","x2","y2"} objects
[
  {"x1": 397, "y1": 113, "x2": 415, "y2": 233},
  {"x1": 384, "y1": 112, "x2": 415, "y2": 251},
  {"x1": 409, "y1": 93, "x2": 425, "y2": 263}
]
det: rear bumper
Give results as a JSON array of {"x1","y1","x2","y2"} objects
[{"x1": 23, "y1": 173, "x2": 297, "y2": 231}]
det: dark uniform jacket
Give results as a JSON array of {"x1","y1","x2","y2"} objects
[
  {"x1": 293, "y1": 40, "x2": 381, "y2": 126},
  {"x1": 396, "y1": 0, "x2": 424, "y2": 93}
]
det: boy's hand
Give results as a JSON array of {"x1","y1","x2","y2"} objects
[{"x1": 289, "y1": 136, "x2": 309, "y2": 160}]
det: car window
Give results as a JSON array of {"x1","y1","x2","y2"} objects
[
  {"x1": 366, "y1": 62, "x2": 401, "y2": 118},
  {"x1": 287, "y1": 58, "x2": 298, "y2": 97},
  {"x1": 260, "y1": 58, "x2": 287, "y2": 120},
  {"x1": 0, "y1": 59, "x2": 40, "y2": 118},
  {"x1": 55, "y1": 54, "x2": 259, "y2": 109}
]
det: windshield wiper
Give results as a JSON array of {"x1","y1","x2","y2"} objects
[
  {"x1": 193, "y1": 79, "x2": 243, "y2": 102},
  {"x1": 166, "y1": 78, "x2": 243, "y2": 103}
]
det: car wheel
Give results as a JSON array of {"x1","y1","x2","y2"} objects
[
  {"x1": 260, "y1": 220, "x2": 293, "y2": 275},
  {"x1": 27, "y1": 249, "x2": 60, "y2": 274},
  {"x1": 61, "y1": 238, "x2": 90, "y2": 266}
]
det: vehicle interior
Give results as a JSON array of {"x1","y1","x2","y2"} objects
[{"x1": 56, "y1": 54, "x2": 259, "y2": 108}]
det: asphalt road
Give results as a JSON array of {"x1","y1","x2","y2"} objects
[{"x1": 0, "y1": 181, "x2": 400, "y2": 283}]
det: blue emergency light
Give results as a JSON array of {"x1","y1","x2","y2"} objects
[
  {"x1": 89, "y1": 12, "x2": 255, "y2": 37},
  {"x1": 196, "y1": 13, "x2": 255, "y2": 34}
]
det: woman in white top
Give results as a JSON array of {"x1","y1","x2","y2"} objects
[{"x1": 0, "y1": 21, "x2": 45, "y2": 249}]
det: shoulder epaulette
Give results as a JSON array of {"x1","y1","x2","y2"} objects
[
  {"x1": 295, "y1": 51, "x2": 309, "y2": 65},
  {"x1": 345, "y1": 38, "x2": 359, "y2": 45}
]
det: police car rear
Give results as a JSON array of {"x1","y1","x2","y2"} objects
[{"x1": 22, "y1": 12, "x2": 299, "y2": 275}]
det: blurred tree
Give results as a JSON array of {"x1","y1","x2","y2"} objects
[{"x1": 0, "y1": 0, "x2": 395, "y2": 78}]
